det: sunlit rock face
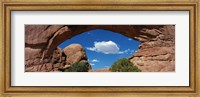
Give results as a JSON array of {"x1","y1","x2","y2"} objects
[
  {"x1": 63, "y1": 44, "x2": 91, "y2": 70},
  {"x1": 129, "y1": 25, "x2": 175, "y2": 72},
  {"x1": 25, "y1": 25, "x2": 175, "y2": 72}
]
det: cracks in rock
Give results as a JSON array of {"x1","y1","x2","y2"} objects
[
  {"x1": 37, "y1": 25, "x2": 51, "y2": 39},
  {"x1": 26, "y1": 66, "x2": 34, "y2": 71},
  {"x1": 44, "y1": 25, "x2": 51, "y2": 31},
  {"x1": 131, "y1": 53, "x2": 174, "y2": 61},
  {"x1": 25, "y1": 43, "x2": 47, "y2": 49},
  {"x1": 46, "y1": 25, "x2": 66, "y2": 50},
  {"x1": 36, "y1": 65, "x2": 40, "y2": 71},
  {"x1": 41, "y1": 25, "x2": 66, "y2": 60}
]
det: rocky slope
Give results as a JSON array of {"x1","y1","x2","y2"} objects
[
  {"x1": 129, "y1": 26, "x2": 175, "y2": 72},
  {"x1": 25, "y1": 25, "x2": 175, "y2": 72},
  {"x1": 25, "y1": 43, "x2": 91, "y2": 72}
]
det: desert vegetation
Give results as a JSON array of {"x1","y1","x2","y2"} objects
[
  {"x1": 60, "y1": 58, "x2": 141, "y2": 72},
  {"x1": 64, "y1": 62, "x2": 90, "y2": 72},
  {"x1": 109, "y1": 58, "x2": 141, "y2": 72}
]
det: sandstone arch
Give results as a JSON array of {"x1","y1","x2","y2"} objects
[{"x1": 25, "y1": 25, "x2": 175, "y2": 72}]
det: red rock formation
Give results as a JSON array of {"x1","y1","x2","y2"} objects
[
  {"x1": 63, "y1": 44, "x2": 91, "y2": 70},
  {"x1": 25, "y1": 25, "x2": 175, "y2": 72},
  {"x1": 129, "y1": 26, "x2": 175, "y2": 72},
  {"x1": 63, "y1": 44, "x2": 87, "y2": 65}
]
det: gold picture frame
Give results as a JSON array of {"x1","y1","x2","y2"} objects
[{"x1": 0, "y1": 0, "x2": 199, "y2": 97}]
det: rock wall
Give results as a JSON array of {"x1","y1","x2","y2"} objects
[
  {"x1": 25, "y1": 43, "x2": 91, "y2": 72},
  {"x1": 129, "y1": 26, "x2": 175, "y2": 72},
  {"x1": 25, "y1": 25, "x2": 175, "y2": 72}
]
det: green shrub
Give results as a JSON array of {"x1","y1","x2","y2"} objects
[
  {"x1": 65, "y1": 62, "x2": 89, "y2": 72},
  {"x1": 109, "y1": 58, "x2": 141, "y2": 72}
]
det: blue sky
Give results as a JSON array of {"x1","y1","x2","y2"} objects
[{"x1": 59, "y1": 29, "x2": 141, "y2": 70}]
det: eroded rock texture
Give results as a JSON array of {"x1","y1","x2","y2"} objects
[
  {"x1": 63, "y1": 44, "x2": 91, "y2": 70},
  {"x1": 25, "y1": 25, "x2": 175, "y2": 72},
  {"x1": 129, "y1": 26, "x2": 175, "y2": 72}
]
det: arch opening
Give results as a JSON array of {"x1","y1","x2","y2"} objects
[{"x1": 58, "y1": 29, "x2": 141, "y2": 70}]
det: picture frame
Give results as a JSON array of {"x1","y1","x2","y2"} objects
[{"x1": 0, "y1": 0, "x2": 199, "y2": 97}]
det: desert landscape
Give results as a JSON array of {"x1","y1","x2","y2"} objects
[{"x1": 25, "y1": 25, "x2": 175, "y2": 72}]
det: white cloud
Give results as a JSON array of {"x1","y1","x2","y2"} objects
[
  {"x1": 86, "y1": 41, "x2": 121, "y2": 54},
  {"x1": 86, "y1": 41, "x2": 135, "y2": 55},
  {"x1": 91, "y1": 59, "x2": 99, "y2": 62},
  {"x1": 128, "y1": 38, "x2": 132, "y2": 41},
  {"x1": 119, "y1": 49, "x2": 135, "y2": 54},
  {"x1": 104, "y1": 65, "x2": 110, "y2": 68},
  {"x1": 90, "y1": 63, "x2": 95, "y2": 66},
  {"x1": 87, "y1": 47, "x2": 96, "y2": 51}
]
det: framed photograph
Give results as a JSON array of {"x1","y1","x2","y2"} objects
[{"x1": 0, "y1": 0, "x2": 199, "y2": 97}]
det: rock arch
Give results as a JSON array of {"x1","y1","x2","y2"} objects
[{"x1": 25, "y1": 25, "x2": 175, "y2": 72}]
